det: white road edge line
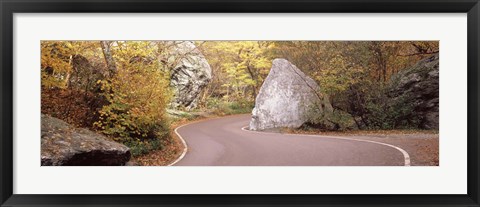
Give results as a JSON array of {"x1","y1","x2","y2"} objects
[
  {"x1": 168, "y1": 114, "x2": 248, "y2": 166},
  {"x1": 241, "y1": 126, "x2": 411, "y2": 166},
  {"x1": 167, "y1": 123, "x2": 190, "y2": 166}
]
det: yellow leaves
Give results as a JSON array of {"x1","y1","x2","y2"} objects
[
  {"x1": 95, "y1": 48, "x2": 171, "y2": 141},
  {"x1": 41, "y1": 40, "x2": 173, "y2": 148},
  {"x1": 65, "y1": 42, "x2": 74, "y2": 49},
  {"x1": 41, "y1": 41, "x2": 101, "y2": 88},
  {"x1": 111, "y1": 41, "x2": 157, "y2": 66},
  {"x1": 201, "y1": 41, "x2": 274, "y2": 101}
]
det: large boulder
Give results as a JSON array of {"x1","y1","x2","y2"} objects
[
  {"x1": 388, "y1": 53, "x2": 439, "y2": 129},
  {"x1": 67, "y1": 54, "x2": 104, "y2": 92},
  {"x1": 165, "y1": 41, "x2": 212, "y2": 110},
  {"x1": 249, "y1": 59, "x2": 332, "y2": 131},
  {"x1": 41, "y1": 114, "x2": 131, "y2": 166}
]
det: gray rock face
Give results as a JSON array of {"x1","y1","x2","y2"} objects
[
  {"x1": 166, "y1": 41, "x2": 212, "y2": 110},
  {"x1": 68, "y1": 54, "x2": 104, "y2": 92},
  {"x1": 249, "y1": 59, "x2": 332, "y2": 130},
  {"x1": 41, "y1": 114, "x2": 131, "y2": 166},
  {"x1": 388, "y1": 53, "x2": 439, "y2": 129}
]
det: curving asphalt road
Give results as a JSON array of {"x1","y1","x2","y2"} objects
[{"x1": 173, "y1": 114, "x2": 409, "y2": 166}]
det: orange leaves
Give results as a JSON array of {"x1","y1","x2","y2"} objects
[{"x1": 41, "y1": 87, "x2": 107, "y2": 128}]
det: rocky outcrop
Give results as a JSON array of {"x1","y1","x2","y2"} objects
[
  {"x1": 388, "y1": 53, "x2": 439, "y2": 129},
  {"x1": 41, "y1": 114, "x2": 131, "y2": 166},
  {"x1": 68, "y1": 54, "x2": 104, "y2": 92},
  {"x1": 165, "y1": 41, "x2": 212, "y2": 110},
  {"x1": 249, "y1": 59, "x2": 332, "y2": 131}
]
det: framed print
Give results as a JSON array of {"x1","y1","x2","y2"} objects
[{"x1": 1, "y1": 0, "x2": 479, "y2": 206}]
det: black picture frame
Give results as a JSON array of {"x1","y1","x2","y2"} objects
[{"x1": 1, "y1": 0, "x2": 479, "y2": 206}]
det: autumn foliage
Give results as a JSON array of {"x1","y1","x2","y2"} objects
[
  {"x1": 41, "y1": 41, "x2": 172, "y2": 156},
  {"x1": 41, "y1": 40, "x2": 438, "y2": 161},
  {"x1": 41, "y1": 87, "x2": 106, "y2": 128}
]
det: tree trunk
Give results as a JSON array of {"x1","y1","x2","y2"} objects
[
  {"x1": 66, "y1": 55, "x2": 73, "y2": 88},
  {"x1": 100, "y1": 41, "x2": 117, "y2": 77},
  {"x1": 246, "y1": 65, "x2": 259, "y2": 100}
]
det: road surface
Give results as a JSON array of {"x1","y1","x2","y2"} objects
[{"x1": 174, "y1": 114, "x2": 409, "y2": 166}]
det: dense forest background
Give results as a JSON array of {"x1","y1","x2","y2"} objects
[{"x1": 41, "y1": 41, "x2": 438, "y2": 157}]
